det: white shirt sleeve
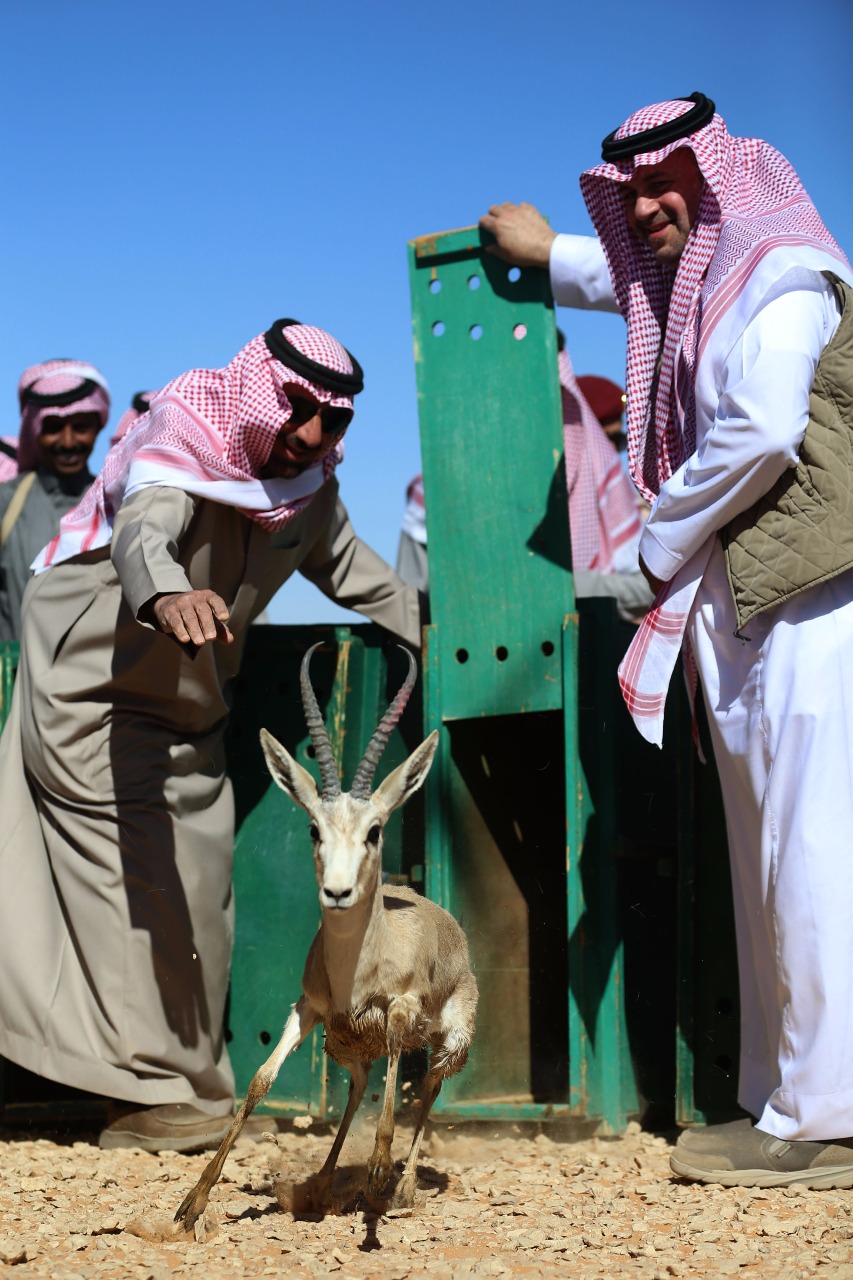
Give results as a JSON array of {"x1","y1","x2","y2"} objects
[
  {"x1": 549, "y1": 234, "x2": 621, "y2": 313},
  {"x1": 640, "y1": 282, "x2": 841, "y2": 582}
]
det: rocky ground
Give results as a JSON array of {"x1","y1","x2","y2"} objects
[{"x1": 1, "y1": 1116, "x2": 851, "y2": 1279}]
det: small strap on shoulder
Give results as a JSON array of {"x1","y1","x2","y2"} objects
[
  {"x1": 0, "y1": 471, "x2": 38, "y2": 548},
  {"x1": 822, "y1": 270, "x2": 849, "y2": 314}
]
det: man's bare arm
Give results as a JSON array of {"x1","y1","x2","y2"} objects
[{"x1": 478, "y1": 201, "x2": 556, "y2": 267}]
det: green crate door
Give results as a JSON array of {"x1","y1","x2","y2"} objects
[
  {"x1": 409, "y1": 228, "x2": 633, "y2": 1127},
  {"x1": 409, "y1": 227, "x2": 574, "y2": 719},
  {"x1": 0, "y1": 642, "x2": 19, "y2": 730}
]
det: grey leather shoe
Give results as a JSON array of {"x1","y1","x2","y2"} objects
[
  {"x1": 99, "y1": 1102, "x2": 232, "y2": 1154},
  {"x1": 671, "y1": 1121, "x2": 853, "y2": 1189}
]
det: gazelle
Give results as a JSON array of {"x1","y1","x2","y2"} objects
[{"x1": 176, "y1": 644, "x2": 477, "y2": 1230}]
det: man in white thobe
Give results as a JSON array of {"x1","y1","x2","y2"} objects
[{"x1": 480, "y1": 92, "x2": 853, "y2": 1188}]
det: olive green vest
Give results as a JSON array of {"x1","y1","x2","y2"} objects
[{"x1": 723, "y1": 273, "x2": 853, "y2": 632}]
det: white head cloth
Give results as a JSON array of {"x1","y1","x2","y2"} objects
[{"x1": 400, "y1": 473, "x2": 427, "y2": 545}]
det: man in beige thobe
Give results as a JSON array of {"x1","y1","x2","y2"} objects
[{"x1": 0, "y1": 321, "x2": 419, "y2": 1152}]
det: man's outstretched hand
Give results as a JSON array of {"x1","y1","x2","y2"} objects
[
  {"x1": 151, "y1": 590, "x2": 234, "y2": 646},
  {"x1": 478, "y1": 201, "x2": 556, "y2": 268}
]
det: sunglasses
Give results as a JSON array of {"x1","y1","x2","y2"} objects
[{"x1": 287, "y1": 391, "x2": 352, "y2": 437}]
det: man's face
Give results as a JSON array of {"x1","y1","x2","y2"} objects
[
  {"x1": 37, "y1": 411, "x2": 100, "y2": 475},
  {"x1": 261, "y1": 390, "x2": 352, "y2": 480},
  {"x1": 619, "y1": 148, "x2": 705, "y2": 265},
  {"x1": 600, "y1": 415, "x2": 626, "y2": 448}
]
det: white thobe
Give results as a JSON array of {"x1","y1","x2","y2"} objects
[{"x1": 551, "y1": 233, "x2": 853, "y2": 1141}]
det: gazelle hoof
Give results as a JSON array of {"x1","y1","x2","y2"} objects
[
  {"x1": 366, "y1": 1162, "x2": 393, "y2": 1202},
  {"x1": 174, "y1": 1188, "x2": 207, "y2": 1231},
  {"x1": 390, "y1": 1178, "x2": 416, "y2": 1209}
]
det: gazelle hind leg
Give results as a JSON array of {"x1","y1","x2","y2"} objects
[
  {"x1": 312, "y1": 1059, "x2": 369, "y2": 1191},
  {"x1": 175, "y1": 997, "x2": 319, "y2": 1231}
]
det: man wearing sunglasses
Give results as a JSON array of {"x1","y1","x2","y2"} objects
[
  {"x1": 0, "y1": 320, "x2": 420, "y2": 1154},
  {"x1": 260, "y1": 389, "x2": 352, "y2": 480}
]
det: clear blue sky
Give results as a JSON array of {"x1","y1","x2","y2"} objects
[{"x1": 2, "y1": 0, "x2": 850, "y2": 624}]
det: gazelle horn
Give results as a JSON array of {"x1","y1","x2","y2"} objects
[
  {"x1": 300, "y1": 643, "x2": 341, "y2": 797},
  {"x1": 350, "y1": 648, "x2": 418, "y2": 799}
]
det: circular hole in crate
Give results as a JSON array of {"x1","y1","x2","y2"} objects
[
  {"x1": 469, "y1": 324, "x2": 483, "y2": 341},
  {"x1": 495, "y1": 646, "x2": 509, "y2": 662},
  {"x1": 715, "y1": 1054, "x2": 733, "y2": 1075},
  {"x1": 455, "y1": 648, "x2": 469, "y2": 664},
  {"x1": 429, "y1": 278, "x2": 442, "y2": 294},
  {"x1": 541, "y1": 640, "x2": 555, "y2": 657},
  {"x1": 306, "y1": 744, "x2": 316, "y2": 759},
  {"x1": 467, "y1": 274, "x2": 481, "y2": 290},
  {"x1": 225, "y1": 1027, "x2": 234, "y2": 1043},
  {"x1": 432, "y1": 320, "x2": 445, "y2": 337},
  {"x1": 717, "y1": 996, "x2": 733, "y2": 1017},
  {"x1": 508, "y1": 266, "x2": 522, "y2": 282},
  {"x1": 259, "y1": 1030, "x2": 272, "y2": 1046},
  {"x1": 513, "y1": 323, "x2": 528, "y2": 340}
]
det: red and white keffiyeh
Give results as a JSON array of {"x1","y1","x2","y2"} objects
[
  {"x1": 110, "y1": 391, "x2": 155, "y2": 447},
  {"x1": 0, "y1": 440, "x2": 18, "y2": 485},
  {"x1": 17, "y1": 360, "x2": 111, "y2": 473},
  {"x1": 579, "y1": 97, "x2": 849, "y2": 744},
  {"x1": 559, "y1": 348, "x2": 642, "y2": 573},
  {"x1": 33, "y1": 324, "x2": 355, "y2": 573}
]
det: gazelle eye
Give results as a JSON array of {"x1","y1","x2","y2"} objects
[
  {"x1": 309, "y1": 823, "x2": 319, "y2": 842},
  {"x1": 367, "y1": 825, "x2": 381, "y2": 845}
]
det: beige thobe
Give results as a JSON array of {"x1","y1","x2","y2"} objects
[{"x1": 0, "y1": 480, "x2": 419, "y2": 1113}]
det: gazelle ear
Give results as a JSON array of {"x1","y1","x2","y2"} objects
[
  {"x1": 372, "y1": 730, "x2": 438, "y2": 817},
  {"x1": 260, "y1": 728, "x2": 321, "y2": 812}
]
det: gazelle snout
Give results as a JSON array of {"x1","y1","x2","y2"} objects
[{"x1": 320, "y1": 881, "x2": 356, "y2": 910}]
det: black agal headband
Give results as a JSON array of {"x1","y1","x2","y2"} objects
[
  {"x1": 264, "y1": 319, "x2": 364, "y2": 397},
  {"x1": 21, "y1": 378, "x2": 102, "y2": 409},
  {"x1": 601, "y1": 92, "x2": 716, "y2": 163}
]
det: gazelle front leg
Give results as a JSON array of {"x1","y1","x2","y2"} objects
[
  {"x1": 366, "y1": 1045, "x2": 402, "y2": 1202},
  {"x1": 367, "y1": 996, "x2": 419, "y2": 1201},
  {"x1": 175, "y1": 996, "x2": 320, "y2": 1231},
  {"x1": 392, "y1": 1064, "x2": 443, "y2": 1208}
]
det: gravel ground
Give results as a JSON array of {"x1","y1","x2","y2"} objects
[{"x1": 1, "y1": 1117, "x2": 851, "y2": 1279}]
